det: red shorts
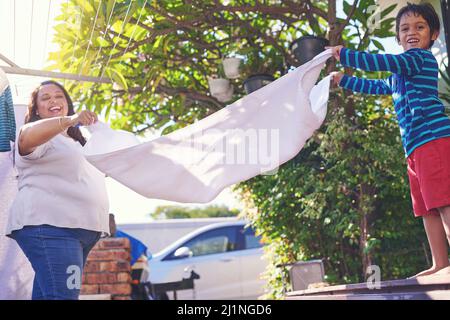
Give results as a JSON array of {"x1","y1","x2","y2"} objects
[{"x1": 407, "y1": 137, "x2": 450, "y2": 217}]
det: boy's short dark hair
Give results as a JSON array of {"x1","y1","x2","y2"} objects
[{"x1": 395, "y1": 2, "x2": 440, "y2": 48}]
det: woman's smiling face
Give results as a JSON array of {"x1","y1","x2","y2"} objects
[
  {"x1": 36, "y1": 84, "x2": 69, "y2": 119},
  {"x1": 398, "y1": 12, "x2": 439, "y2": 51}
]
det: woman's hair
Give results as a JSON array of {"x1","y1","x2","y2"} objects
[
  {"x1": 25, "y1": 80, "x2": 86, "y2": 146},
  {"x1": 395, "y1": 2, "x2": 440, "y2": 49}
]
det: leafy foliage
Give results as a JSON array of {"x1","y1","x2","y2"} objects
[
  {"x1": 150, "y1": 205, "x2": 239, "y2": 219},
  {"x1": 51, "y1": 0, "x2": 326, "y2": 133}
]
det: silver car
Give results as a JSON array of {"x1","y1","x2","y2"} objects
[{"x1": 147, "y1": 220, "x2": 267, "y2": 300}]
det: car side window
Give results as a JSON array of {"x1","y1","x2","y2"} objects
[
  {"x1": 167, "y1": 226, "x2": 239, "y2": 259},
  {"x1": 240, "y1": 227, "x2": 263, "y2": 250}
]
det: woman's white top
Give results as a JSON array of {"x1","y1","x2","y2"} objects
[{"x1": 5, "y1": 130, "x2": 110, "y2": 235}]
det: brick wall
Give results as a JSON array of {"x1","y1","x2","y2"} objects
[{"x1": 81, "y1": 238, "x2": 132, "y2": 300}]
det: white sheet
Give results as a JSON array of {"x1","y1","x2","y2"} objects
[
  {"x1": 84, "y1": 50, "x2": 332, "y2": 203},
  {"x1": 0, "y1": 104, "x2": 34, "y2": 300}
]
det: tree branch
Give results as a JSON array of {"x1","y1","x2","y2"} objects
[{"x1": 336, "y1": 0, "x2": 359, "y2": 35}]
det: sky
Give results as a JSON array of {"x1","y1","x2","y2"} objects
[{"x1": 0, "y1": 0, "x2": 404, "y2": 223}]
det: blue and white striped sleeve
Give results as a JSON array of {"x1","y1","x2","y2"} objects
[
  {"x1": 339, "y1": 47, "x2": 425, "y2": 76},
  {"x1": 339, "y1": 74, "x2": 392, "y2": 95}
]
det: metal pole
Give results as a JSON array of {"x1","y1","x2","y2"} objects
[
  {"x1": 0, "y1": 65, "x2": 112, "y2": 84},
  {"x1": 0, "y1": 53, "x2": 19, "y2": 67}
]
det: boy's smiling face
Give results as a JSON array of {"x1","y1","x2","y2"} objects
[{"x1": 398, "y1": 12, "x2": 439, "y2": 51}]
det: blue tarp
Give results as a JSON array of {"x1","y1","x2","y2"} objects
[{"x1": 115, "y1": 230, "x2": 150, "y2": 265}]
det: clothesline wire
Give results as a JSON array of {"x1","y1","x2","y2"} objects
[
  {"x1": 5, "y1": 0, "x2": 132, "y2": 86},
  {"x1": 42, "y1": 0, "x2": 52, "y2": 69},
  {"x1": 122, "y1": 0, "x2": 148, "y2": 58},
  {"x1": 79, "y1": 0, "x2": 102, "y2": 76},
  {"x1": 100, "y1": 0, "x2": 134, "y2": 79},
  {"x1": 92, "y1": 0, "x2": 117, "y2": 70},
  {"x1": 13, "y1": 0, "x2": 16, "y2": 62},
  {"x1": 63, "y1": 0, "x2": 69, "y2": 86},
  {"x1": 95, "y1": 0, "x2": 147, "y2": 80},
  {"x1": 69, "y1": 1, "x2": 85, "y2": 68},
  {"x1": 28, "y1": 0, "x2": 34, "y2": 67}
]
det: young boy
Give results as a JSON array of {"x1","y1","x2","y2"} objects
[{"x1": 328, "y1": 3, "x2": 450, "y2": 277}]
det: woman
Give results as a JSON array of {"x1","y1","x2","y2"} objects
[{"x1": 6, "y1": 80, "x2": 110, "y2": 300}]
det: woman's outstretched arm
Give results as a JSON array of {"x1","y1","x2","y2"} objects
[{"x1": 19, "y1": 111, "x2": 97, "y2": 156}]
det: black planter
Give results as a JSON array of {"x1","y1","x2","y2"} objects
[
  {"x1": 290, "y1": 36, "x2": 329, "y2": 66},
  {"x1": 243, "y1": 74, "x2": 275, "y2": 94}
]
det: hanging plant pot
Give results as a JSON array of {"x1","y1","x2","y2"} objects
[
  {"x1": 208, "y1": 77, "x2": 230, "y2": 95},
  {"x1": 243, "y1": 74, "x2": 275, "y2": 94},
  {"x1": 290, "y1": 36, "x2": 329, "y2": 66},
  {"x1": 222, "y1": 57, "x2": 242, "y2": 79},
  {"x1": 214, "y1": 85, "x2": 234, "y2": 102},
  {"x1": 208, "y1": 77, "x2": 233, "y2": 102}
]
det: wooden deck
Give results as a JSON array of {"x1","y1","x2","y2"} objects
[{"x1": 286, "y1": 274, "x2": 450, "y2": 300}]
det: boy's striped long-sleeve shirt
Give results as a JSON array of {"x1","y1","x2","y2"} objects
[{"x1": 338, "y1": 47, "x2": 450, "y2": 156}]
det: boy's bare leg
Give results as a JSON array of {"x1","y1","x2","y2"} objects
[
  {"x1": 438, "y1": 206, "x2": 450, "y2": 245},
  {"x1": 411, "y1": 213, "x2": 449, "y2": 278},
  {"x1": 434, "y1": 206, "x2": 450, "y2": 275}
]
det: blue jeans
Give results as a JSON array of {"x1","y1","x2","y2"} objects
[{"x1": 10, "y1": 225, "x2": 101, "y2": 300}]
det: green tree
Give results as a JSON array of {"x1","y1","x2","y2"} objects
[
  {"x1": 50, "y1": 0, "x2": 334, "y2": 132},
  {"x1": 50, "y1": 0, "x2": 431, "y2": 298},
  {"x1": 150, "y1": 205, "x2": 239, "y2": 219}
]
